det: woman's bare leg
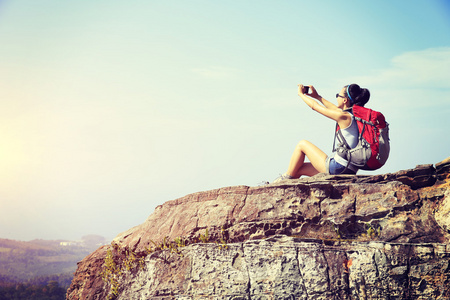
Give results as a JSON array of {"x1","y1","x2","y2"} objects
[{"x1": 286, "y1": 140, "x2": 327, "y2": 178}]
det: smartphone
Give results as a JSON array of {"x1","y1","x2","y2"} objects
[{"x1": 304, "y1": 86, "x2": 309, "y2": 94}]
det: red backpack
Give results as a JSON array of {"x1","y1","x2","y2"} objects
[{"x1": 335, "y1": 105, "x2": 390, "y2": 171}]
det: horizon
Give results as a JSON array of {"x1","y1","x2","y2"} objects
[{"x1": 0, "y1": 0, "x2": 449, "y2": 241}]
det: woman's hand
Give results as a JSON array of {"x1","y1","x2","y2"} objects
[
  {"x1": 297, "y1": 84, "x2": 307, "y2": 96},
  {"x1": 308, "y1": 85, "x2": 320, "y2": 99},
  {"x1": 298, "y1": 84, "x2": 320, "y2": 99}
]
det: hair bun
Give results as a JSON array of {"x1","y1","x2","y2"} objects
[{"x1": 347, "y1": 84, "x2": 370, "y2": 107}]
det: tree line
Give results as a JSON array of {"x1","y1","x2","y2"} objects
[{"x1": 0, "y1": 273, "x2": 72, "y2": 300}]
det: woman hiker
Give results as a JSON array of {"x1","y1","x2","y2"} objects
[{"x1": 273, "y1": 83, "x2": 370, "y2": 183}]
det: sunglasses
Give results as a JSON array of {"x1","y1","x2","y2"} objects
[{"x1": 336, "y1": 94, "x2": 346, "y2": 99}]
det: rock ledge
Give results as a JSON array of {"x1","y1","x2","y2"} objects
[{"x1": 66, "y1": 158, "x2": 450, "y2": 300}]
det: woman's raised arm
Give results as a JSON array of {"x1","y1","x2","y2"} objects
[{"x1": 298, "y1": 84, "x2": 351, "y2": 127}]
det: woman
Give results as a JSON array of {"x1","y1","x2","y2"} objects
[{"x1": 273, "y1": 83, "x2": 370, "y2": 182}]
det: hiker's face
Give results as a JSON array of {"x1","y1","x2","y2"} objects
[{"x1": 337, "y1": 87, "x2": 348, "y2": 108}]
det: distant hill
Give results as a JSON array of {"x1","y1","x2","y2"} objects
[{"x1": 0, "y1": 235, "x2": 107, "y2": 288}]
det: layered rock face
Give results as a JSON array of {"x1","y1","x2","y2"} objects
[{"x1": 66, "y1": 158, "x2": 450, "y2": 300}]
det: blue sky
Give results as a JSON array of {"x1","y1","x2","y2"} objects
[{"x1": 0, "y1": 0, "x2": 449, "y2": 241}]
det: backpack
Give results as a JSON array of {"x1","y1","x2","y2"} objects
[{"x1": 334, "y1": 105, "x2": 390, "y2": 171}]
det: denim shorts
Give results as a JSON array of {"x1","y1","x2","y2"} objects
[{"x1": 326, "y1": 157, "x2": 357, "y2": 175}]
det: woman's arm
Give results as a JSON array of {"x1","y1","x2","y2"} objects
[
  {"x1": 315, "y1": 95, "x2": 339, "y2": 110},
  {"x1": 298, "y1": 84, "x2": 351, "y2": 127},
  {"x1": 299, "y1": 85, "x2": 339, "y2": 110}
]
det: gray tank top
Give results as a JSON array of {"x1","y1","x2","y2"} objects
[{"x1": 332, "y1": 113, "x2": 359, "y2": 169}]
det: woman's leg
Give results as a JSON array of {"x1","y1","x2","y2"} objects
[{"x1": 286, "y1": 140, "x2": 327, "y2": 178}]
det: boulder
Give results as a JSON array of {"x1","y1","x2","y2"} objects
[{"x1": 66, "y1": 157, "x2": 450, "y2": 300}]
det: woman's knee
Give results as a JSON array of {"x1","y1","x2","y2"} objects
[
  {"x1": 296, "y1": 140, "x2": 325, "y2": 158},
  {"x1": 295, "y1": 140, "x2": 311, "y2": 151}
]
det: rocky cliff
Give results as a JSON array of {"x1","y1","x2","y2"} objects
[{"x1": 66, "y1": 158, "x2": 450, "y2": 300}]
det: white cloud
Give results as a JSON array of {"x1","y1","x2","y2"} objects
[{"x1": 355, "y1": 47, "x2": 450, "y2": 88}]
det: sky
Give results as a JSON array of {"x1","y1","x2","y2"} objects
[{"x1": 0, "y1": 0, "x2": 449, "y2": 241}]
